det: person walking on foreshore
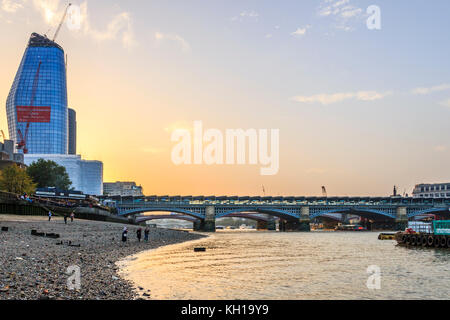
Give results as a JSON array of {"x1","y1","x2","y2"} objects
[
  {"x1": 144, "y1": 226, "x2": 150, "y2": 242},
  {"x1": 137, "y1": 228, "x2": 142, "y2": 242},
  {"x1": 70, "y1": 212, "x2": 75, "y2": 223},
  {"x1": 48, "y1": 211, "x2": 52, "y2": 221},
  {"x1": 122, "y1": 227, "x2": 128, "y2": 243},
  {"x1": 64, "y1": 214, "x2": 68, "y2": 224}
]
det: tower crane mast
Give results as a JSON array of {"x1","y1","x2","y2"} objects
[{"x1": 52, "y1": 3, "x2": 72, "y2": 42}]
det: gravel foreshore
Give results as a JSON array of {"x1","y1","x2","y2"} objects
[{"x1": 0, "y1": 215, "x2": 205, "y2": 300}]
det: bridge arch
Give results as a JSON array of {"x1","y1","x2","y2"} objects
[
  {"x1": 217, "y1": 213, "x2": 270, "y2": 222},
  {"x1": 119, "y1": 207, "x2": 205, "y2": 220},
  {"x1": 216, "y1": 208, "x2": 299, "y2": 221},
  {"x1": 407, "y1": 207, "x2": 449, "y2": 218},
  {"x1": 311, "y1": 208, "x2": 396, "y2": 220},
  {"x1": 135, "y1": 215, "x2": 198, "y2": 223},
  {"x1": 310, "y1": 208, "x2": 349, "y2": 219},
  {"x1": 316, "y1": 213, "x2": 344, "y2": 221}
]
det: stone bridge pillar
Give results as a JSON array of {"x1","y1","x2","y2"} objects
[
  {"x1": 279, "y1": 220, "x2": 286, "y2": 232},
  {"x1": 341, "y1": 213, "x2": 348, "y2": 223},
  {"x1": 281, "y1": 207, "x2": 311, "y2": 231},
  {"x1": 204, "y1": 206, "x2": 216, "y2": 232},
  {"x1": 194, "y1": 206, "x2": 216, "y2": 232},
  {"x1": 298, "y1": 207, "x2": 311, "y2": 232},
  {"x1": 257, "y1": 220, "x2": 268, "y2": 230},
  {"x1": 256, "y1": 214, "x2": 276, "y2": 231},
  {"x1": 128, "y1": 214, "x2": 137, "y2": 224},
  {"x1": 193, "y1": 220, "x2": 203, "y2": 232},
  {"x1": 395, "y1": 207, "x2": 408, "y2": 231},
  {"x1": 267, "y1": 218, "x2": 276, "y2": 231}
]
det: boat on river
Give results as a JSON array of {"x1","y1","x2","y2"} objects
[{"x1": 395, "y1": 220, "x2": 450, "y2": 248}]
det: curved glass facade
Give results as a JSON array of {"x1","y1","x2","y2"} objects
[{"x1": 6, "y1": 33, "x2": 68, "y2": 154}]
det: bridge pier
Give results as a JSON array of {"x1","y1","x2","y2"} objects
[
  {"x1": 194, "y1": 206, "x2": 216, "y2": 232},
  {"x1": 395, "y1": 207, "x2": 408, "y2": 231},
  {"x1": 280, "y1": 207, "x2": 311, "y2": 232},
  {"x1": 279, "y1": 220, "x2": 286, "y2": 232},
  {"x1": 193, "y1": 220, "x2": 204, "y2": 232},
  {"x1": 297, "y1": 207, "x2": 311, "y2": 231},
  {"x1": 256, "y1": 215, "x2": 276, "y2": 231},
  {"x1": 257, "y1": 220, "x2": 268, "y2": 230},
  {"x1": 128, "y1": 214, "x2": 137, "y2": 224}
]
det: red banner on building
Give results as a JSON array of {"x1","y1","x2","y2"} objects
[{"x1": 16, "y1": 106, "x2": 51, "y2": 123}]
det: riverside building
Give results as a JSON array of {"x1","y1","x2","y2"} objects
[
  {"x1": 24, "y1": 154, "x2": 103, "y2": 196},
  {"x1": 0, "y1": 139, "x2": 25, "y2": 170},
  {"x1": 103, "y1": 182, "x2": 144, "y2": 197},
  {"x1": 412, "y1": 183, "x2": 450, "y2": 199}
]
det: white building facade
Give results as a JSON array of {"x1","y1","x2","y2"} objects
[
  {"x1": 24, "y1": 154, "x2": 103, "y2": 196},
  {"x1": 103, "y1": 181, "x2": 143, "y2": 197},
  {"x1": 412, "y1": 183, "x2": 450, "y2": 199}
]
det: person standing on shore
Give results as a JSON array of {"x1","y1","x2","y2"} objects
[
  {"x1": 144, "y1": 227, "x2": 150, "y2": 242},
  {"x1": 48, "y1": 211, "x2": 52, "y2": 221},
  {"x1": 64, "y1": 214, "x2": 68, "y2": 224},
  {"x1": 122, "y1": 227, "x2": 128, "y2": 243},
  {"x1": 70, "y1": 212, "x2": 75, "y2": 223},
  {"x1": 137, "y1": 228, "x2": 142, "y2": 242}
]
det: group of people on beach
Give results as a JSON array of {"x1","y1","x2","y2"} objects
[
  {"x1": 122, "y1": 226, "x2": 150, "y2": 243},
  {"x1": 48, "y1": 211, "x2": 75, "y2": 224},
  {"x1": 46, "y1": 210, "x2": 150, "y2": 243}
]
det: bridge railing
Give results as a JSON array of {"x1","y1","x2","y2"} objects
[{"x1": 111, "y1": 197, "x2": 450, "y2": 207}]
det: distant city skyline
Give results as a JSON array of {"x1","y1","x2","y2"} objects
[{"x1": 1, "y1": 0, "x2": 449, "y2": 196}]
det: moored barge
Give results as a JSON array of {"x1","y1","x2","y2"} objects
[{"x1": 395, "y1": 220, "x2": 450, "y2": 248}]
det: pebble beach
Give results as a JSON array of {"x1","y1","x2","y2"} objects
[{"x1": 0, "y1": 215, "x2": 205, "y2": 300}]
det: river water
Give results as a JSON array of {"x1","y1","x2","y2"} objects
[{"x1": 119, "y1": 231, "x2": 450, "y2": 300}]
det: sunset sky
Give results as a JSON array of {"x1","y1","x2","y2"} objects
[{"x1": 1, "y1": 0, "x2": 449, "y2": 196}]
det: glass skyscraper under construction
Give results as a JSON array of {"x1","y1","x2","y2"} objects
[
  {"x1": 5, "y1": 32, "x2": 104, "y2": 195},
  {"x1": 6, "y1": 33, "x2": 68, "y2": 154}
]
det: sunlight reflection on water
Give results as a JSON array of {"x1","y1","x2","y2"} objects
[{"x1": 120, "y1": 231, "x2": 450, "y2": 300}]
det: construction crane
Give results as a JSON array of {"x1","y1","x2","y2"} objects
[
  {"x1": 52, "y1": 3, "x2": 72, "y2": 42},
  {"x1": 322, "y1": 186, "x2": 327, "y2": 197},
  {"x1": 17, "y1": 61, "x2": 42, "y2": 154}
]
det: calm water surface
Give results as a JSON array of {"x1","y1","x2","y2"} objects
[{"x1": 119, "y1": 231, "x2": 450, "y2": 300}]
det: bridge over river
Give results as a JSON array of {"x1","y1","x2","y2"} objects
[{"x1": 106, "y1": 196, "x2": 450, "y2": 232}]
